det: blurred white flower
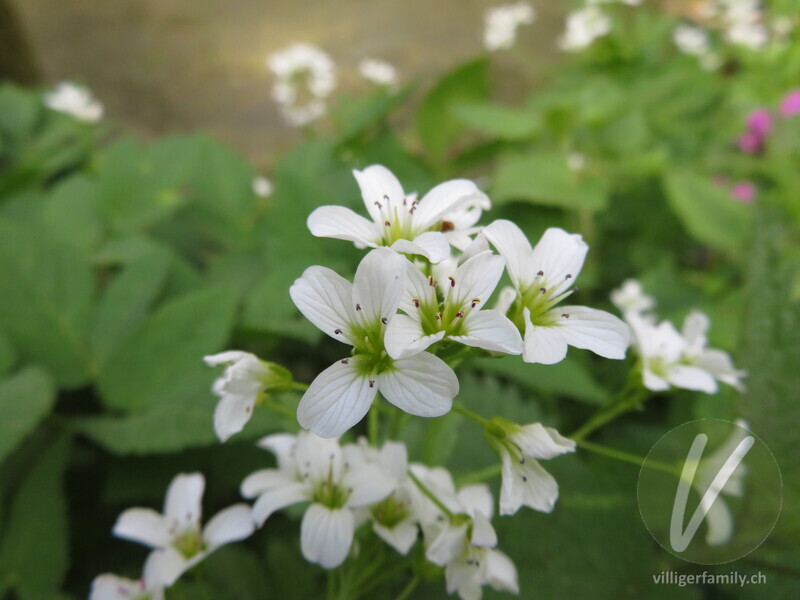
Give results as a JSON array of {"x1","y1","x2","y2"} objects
[
  {"x1": 559, "y1": 6, "x2": 612, "y2": 52},
  {"x1": 484, "y1": 220, "x2": 630, "y2": 365},
  {"x1": 268, "y1": 42, "x2": 336, "y2": 126},
  {"x1": 674, "y1": 24, "x2": 712, "y2": 56},
  {"x1": 610, "y1": 278, "x2": 655, "y2": 317},
  {"x1": 290, "y1": 248, "x2": 459, "y2": 437},
  {"x1": 587, "y1": 0, "x2": 641, "y2": 5},
  {"x1": 241, "y1": 432, "x2": 395, "y2": 568},
  {"x1": 252, "y1": 176, "x2": 273, "y2": 198},
  {"x1": 204, "y1": 351, "x2": 292, "y2": 442},
  {"x1": 483, "y1": 2, "x2": 536, "y2": 52},
  {"x1": 90, "y1": 552, "x2": 164, "y2": 600},
  {"x1": 721, "y1": 0, "x2": 768, "y2": 49},
  {"x1": 113, "y1": 473, "x2": 255, "y2": 586},
  {"x1": 358, "y1": 58, "x2": 398, "y2": 88},
  {"x1": 566, "y1": 151, "x2": 587, "y2": 172},
  {"x1": 307, "y1": 164, "x2": 489, "y2": 263},
  {"x1": 43, "y1": 81, "x2": 103, "y2": 122}
]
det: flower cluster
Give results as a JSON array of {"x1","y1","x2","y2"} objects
[
  {"x1": 43, "y1": 81, "x2": 104, "y2": 123},
  {"x1": 482, "y1": 2, "x2": 536, "y2": 52},
  {"x1": 611, "y1": 280, "x2": 746, "y2": 393},
  {"x1": 358, "y1": 58, "x2": 399, "y2": 88},
  {"x1": 268, "y1": 42, "x2": 336, "y2": 127}
]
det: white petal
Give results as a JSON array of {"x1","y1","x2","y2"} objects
[
  {"x1": 391, "y1": 231, "x2": 451, "y2": 264},
  {"x1": 379, "y1": 441, "x2": 409, "y2": 480},
  {"x1": 493, "y1": 286, "x2": 517, "y2": 315},
  {"x1": 499, "y1": 452, "x2": 560, "y2": 515},
  {"x1": 470, "y1": 511, "x2": 497, "y2": 548},
  {"x1": 164, "y1": 473, "x2": 205, "y2": 525},
  {"x1": 290, "y1": 266, "x2": 356, "y2": 343},
  {"x1": 352, "y1": 248, "x2": 407, "y2": 324},
  {"x1": 448, "y1": 251, "x2": 506, "y2": 311},
  {"x1": 241, "y1": 469, "x2": 296, "y2": 498},
  {"x1": 297, "y1": 358, "x2": 376, "y2": 438},
  {"x1": 343, "y1": 464, "x2": 395, "y2": 507},
  {"x1": 353, "y1": 165, "x2": 407, "y2": 223},
  {"x1": 482, "y1": 219, "x2": 535, "y2": 290},
  {"x1": 203, "y1": 350, "x2": 253, "y2": 367},
  {"x1": 642, "y1": 368, "x2": 671, "y2": 392},
  {"x1": 384, "y1": 313, "x2": 445, "y2": 359},
  {"x1": 426, "y1": 523, "x2": 467, "y2": 567},
  {"x1": 150, "y1": 547, "x2": 190, "y2": 587},
  {"x1": 113, "y1": 508, "x2": 171, "y2": 548},
  {"x1": 696, "y1": 349, "x2": 747, "y2": 392},
  {"x1": 252, "y1": 482, "x2": 308, "y2": 526},
  {"x1": 142, "y1": 550, "x2": 166, "y2": 591},
  {"x1": 90, "y1": 575, "x2": 143, "y2": 600},
  {"x1": 702, "y1": 493, "x2": 734, "y2": 546},
  {"x1": 530, "y1": 228, "x2": 588, "y2": 297},
  {"x1": 203, "y1": 504, "x2": 255, "y2": 548},
  {"x1": 257, "y1": 433, "x2": 297, "y2": 469},
  {"x1": 485, "y1": 549, "x2": 519, "y2": 594},
  {"x1": 522, "y1": 308, "x2": 568, "y2": 365},
  {"x1": 667, "y1": 365, "x2": 718, "y2": 393},
  {"x1": 544, "y1": 305, "x2": 630, "y2": 360},
  {"x1": 451, "y1": 310, "x2": 523, "y2": 354},
  {"x1": 307, "y1": 205, "x2": 381, "y2": 246},
  {"x1": 398, "y1": 258, "x2": 438, "y2": 315},
  {"x1": 378, "y1": 353, "x2": 457, "y2": 417},
  {"x1": 457, "y1": 484, "x2": 494, "y2": 520},
  {"x1": 682, "y1": 310, "x2": 710, "y2": 350},
  {"x1": 300, "y1": 504, "x2": 355, "y2": 569},
  {"x1": 414, "y1": 179, "x2": 489, "y2": 231},
  {"x1": 512, "y1": 423, "x2": 576, "y2": 459},
  {"x1": 373, "y1": 519, "x2": 419, "y2": 555},
  {"x1": 213, "y1": 394, "x2": 256, "y2": 442}
]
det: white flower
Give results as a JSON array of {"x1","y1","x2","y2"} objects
[
  {"x1": 558, "y1": 7, "x2": 612, "y2": 52},
  {"x1": 674, "y1": 24, "x2": 712, "y2": 56},
  {"x1": 43, "y1": 81, "x2": 103, "y2": 122},
  {"x1": 483, "y1": 220, "x2": 630, "y2": 365},
  {"x1": 627, "y1": 310, "x2": 746, "y2": 393},
  {"x1": 483, "y1": 2, "x2": 536, "y2": 52},
  {"x1": 411, "y1": 468, "x2": 519, "y2": 600},
  {"x1": 268, "y1": 42, "x2": 336, "y2": 126},
  {"x1": 358, "y1": 58, "x2": 398, "y2": 88},
  {"x1": 384, "y1": 250, "x2": 522, "y2": 359},
  {"x1": 290, "y1": 248, "x2": 459, "y2": 437},
  {"x1": 587, "y1": 0, "x2": 641, "y2": 6},
  {"x1": 487, "y1": 420, "x2": 576, "y2": 515},
  {"x1": 241, "y1": 432, "x2": 394, "y2": 568},
  {"x1": 90, "y1": 552, "x2": 164, "y2": 600},
  {"x1": 204, "y1": 351, "x2": 292, "y2": 442},
  {"x1": 610, "y1": 278, "x2": 655, "y2": 318},
  {"x1": 566, "y1": 152, "x2": 587, "y2": 172},
  {"x1": 694, "y1": 419, "x2": 750, "y2": 545},
  {"x1": 252, "y1": 176, "x2": 273, "y2": 198},
  {"x1": 308, "y1": 165, "x2": 490, "y2": 264},
  {"x1": 721, "y1": 0, "x2": 768, "y2": 49},
  {"x1": 113, "y1": 473, "x2": 255, "y2": 586}
]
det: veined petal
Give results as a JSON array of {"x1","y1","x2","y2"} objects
[
  {"x1": 414, "y1": 179, "x2": 489, "y2": 231},
  {"x1": 499, "y1": 452, "x2": 560, "y2": 515},
  {"x1": 113, "y1": 508, "x2": 171, "y2": 548},
  {"x1": 470, "y1": 511, "x2": 497, "y2": 548},
  {"x1": 241, "y1": 469, "x2": 296, "y2": 498},
  {"x1": 513, "y1": 423, "x2": 576, "y2": 459},
  {"x1": 451, "y1": 310, "x2": 523, "y2": 355},
  {"x1": 544, "y1": 305, "x2": 630, "y2": 360},
  {"x1": 398, "y1": 258, "x2": 438, "y2": 315},
  {"x1": 667, "y1": 365, "x2": 718, "y2": 393},
  {"x1": 301, "y1": 504, "x2": 355, "y2": 569},
  {"x1": 448, "y1": 251, "x2": 506, "y2": 311},
  {"x1": 352, "y1": 248, "x2": 407, "y2": 325},
  {"x1": 391, "y1": 231, "x2": 451, "y2": 264},
  {"x1": 353, "y1": 165, "x2": 407, "y2": 224},
  {"x1": 378, "y1": 353, "x2": 457, "y2": 417},
  {"x1": 482, "y1": 220, "x2": 535, "y2": 290},
  {"x1": 290, "y1": 266, "x2": 356, "y2": 343},
  {"x1": 252, "y1": 482, "x2": 308, "y2": 526},
  {"x1": 530, "y1": 228, "x2": 588, "y2": 297},
  {"x1": 307, "y1": 205, "x2": 381, "y2": 246},
  {"x1": 203, "y1": 504, "x2": 256, "y2": 548},
  {"x1": 297, "y1": 358, "x2": 376, "y2": 438},
  {"x1": 343, "y1": 464, "x2": 395, "y2": 507},
  {"x1": 522, "y1": 308, "x2": 568, "y2": 365},
  {"x1": 426, "y1": 523, "x2": 468, "y2": 567},
  {"x1": 384, "y1": 313, "x2": 445, "y2": 359},
  {"x1": 373, "y1": 519, "x2": 419, "y2": 555},
  {"x1": 457, "y1": 484, "x2": 494, "y2": 520},
  {"x1": 164, "y1": 473, "x2": 205, "y2": 526},
  {"x1": 214, "y1": 393, "x2": 256, "y2": 442}
]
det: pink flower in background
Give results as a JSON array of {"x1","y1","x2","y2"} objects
[
  {"x1": 737, "y1": 130, "x2": 763, "y2": 154},
  {"x1": 746, "y1": 109, "x2": 772, "y2": 136},
  {"x1": 731, "y1": 182, "x2": 755, "y2": 203},
  {"x1": 780, "y1": 89, "x2": 800, "y2": 118}
]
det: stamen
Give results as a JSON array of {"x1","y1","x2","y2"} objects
[
  {"x1": 374, "y1": 200, "x2": 382, "y2": 209},
  {"x1": 341, "y1": 358, "x2": 349, "y2": 364},
  {"x1": 522, "y1": 475, "x2": 528, "y2": 482},
  {"x1": 455, "y1": 311, "x2": 464, "y2": 318},
  {"x1": 448, "y1": 276, "x2": 455, "y2": 288},
  {"x1": 540, "y1": 287, "x2": 547, "y2": 294},
  {"x1": 384, "y1": 220, "x2": 391, "y2": 227},
  {"x1": 369, "y1": 380, "x2": 375, "y2": 388},
  {"x1": 428, "y1": 276, "x2": 435, "y2": 287},
  {"x1": 537, "y1": 270, "x2": 544, "y2": 277},
  {"x1": 381, "y1": 317, "x2": 388, "y2": 324},
  {"x1": 412, "y1": 298, "x2": 420, "y2": 308},
  {"x1": 356, "y1": 304, "x2": 361, "y2": 311},
  {"x1": 383, "y1": 194, "x2": 390, "y2": 202},
  {"x1": 435, "y1": 313, "x2": 442, "y2": 320},
  {"x1": 471, "y1": 298, "x2": 480, "y2": 308},
  {"x1": 402, "y1": 197, "x2": 407, "y2": 206},
  {"x1": 334, "y1": 328, "x2": 342, "y2": 334},
  {"x1": 565, "y1": 273, "x2": 572, "y2": 280},
  {"x1": 562, "y1": 313, "x2": 570, "y2": 318}
]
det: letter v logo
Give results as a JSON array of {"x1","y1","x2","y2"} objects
[{"x1": 669, "y1": 433, "x2": 754, "y2": 552}]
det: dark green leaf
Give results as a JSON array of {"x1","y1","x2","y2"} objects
[
  {"x1": 452, "y1": 102, "x2": 540, "y2": 141},
  {"x1": 0, "y1": 367, "x2": 55, "y2": 463}
]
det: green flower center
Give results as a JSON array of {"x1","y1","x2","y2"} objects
[
  {"x1": 173, "y1": 529, "x2": 205, "y2": 559},
  {"x1": 371, "y1": 495, "x2": 410, "y2": 528}
]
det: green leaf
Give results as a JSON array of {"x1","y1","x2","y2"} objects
[
  {"x1": 416, "y1": 58, "x2": 488, "y2": 160},
  {"x1": 0, "y1": 367, "x2": 56, "y2": 463},
  {"x1": 39, "y1": 176, "x2": 104, "y2": 255},
  {"x1": 0, "y1": 84, "x2": 40, "y2": 142},
  {"x1": 0, "y1": 218, "x2": 95, "y2": 387},
  {"x1": 0, "y1": 435, "x2": 71, "y2": 599},
  {"x1": 0, "y1": 333, "x2": 16, "y2": 377},
  {"x1": 492, "y1": 152, "x2": 609, "y2": 212},
  {"x1": 90, "y1": 251, "x2": 173, "y2": 368},
  {"x1": 663, "y1": 170, "x2": 753, "y2": 254},
  {"x1": 97, "y1": 286, "x2": 238, "y2": 412},
  {"x1": 333, "y1": 86, "x2": 414, "y2": 144},
  {"x1": 452, "y1": 102, "x2": 540, "y2": 141}
]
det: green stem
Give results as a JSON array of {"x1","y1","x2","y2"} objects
[
  {"x1": 570, "y1": 383, "x2": 646, "y2": 442},
  {"x1": 408, "y1": 470, "x2": 454, "y2": 519},
  {"x1": 327, "y1": 570, "x2": 337, "y2": 600},
  {"x1": 393, "y1": 576, "x2": 420, "y2": 600},
  {"x1": 369, "y1": 399, "x2": 381, "y2": 447},
  {"x1": 577, "y1": 440, "x2": 680, "y2": 476},
  {"x1": 452, "y1": 403, "x2": 490, "y2": 427},
  {"x1": 291, "y1": 381, "x2": 309, "y2": 392}
]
